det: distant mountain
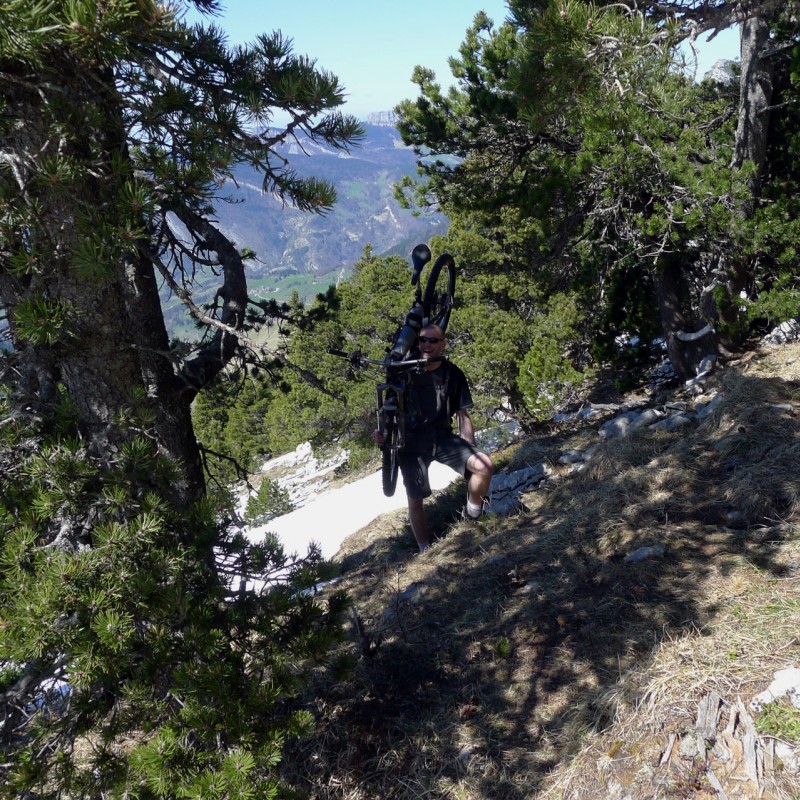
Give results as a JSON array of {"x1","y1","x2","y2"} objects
[
  {"x1": 161, "y1": 116, "x2": 448, "y2": 339},
  {"x1": 703, "y1": 59, "x2": 737, "y2": 85},
  {"x1": 209, "y1": 116, "x2": 448, "y2": 283}
]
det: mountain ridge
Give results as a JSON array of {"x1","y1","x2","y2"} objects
[
  {"x1": 163, "y1": 118, "x2": 446, "y2": 337},
  {"x1": 213, "y1": 120, "x2": 446, "y2": 280}
]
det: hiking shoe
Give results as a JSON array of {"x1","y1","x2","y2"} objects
[{"x1": 460, "y1": 504, "x2": 483, "y2": 522}]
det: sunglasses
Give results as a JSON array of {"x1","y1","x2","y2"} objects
[{"x1": 418, "y1": 336, "x2": 442, "y2": 344}]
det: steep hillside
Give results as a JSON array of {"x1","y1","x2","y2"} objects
[
  {"x1": 212, "y1": 120, "x2": 447, "y2": 280},
  {"x1": 163, "y1": 119, "x2": 446, "y2": 339},
  {"x1": 280, "y1": 341, "x2": 800, "y2": 800}
]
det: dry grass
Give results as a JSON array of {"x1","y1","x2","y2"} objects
[{"x1": 281, "y1": 342, "x2": 800, "y2": 800}]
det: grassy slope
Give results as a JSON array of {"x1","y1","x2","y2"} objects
[{"x1": 283, "y1": 342, "x2": 800, "y2": 800}]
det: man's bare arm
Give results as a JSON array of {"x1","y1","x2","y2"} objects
[{"x1": 456, "y1": 409, "x2": 475, "y2": 444}]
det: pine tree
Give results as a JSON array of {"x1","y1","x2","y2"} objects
[
  {"x1": 1, "y1": 0, "x2": 363, "y2": 497},
  {"x1": 397, "y1": 2, "x2": 800, "y2": 383},
  {"x1": 400, "y1": 0, "x2": 746, "y2": 382},
  {"x1": 259, "y1": 248, "x2": 416, "y2": 459},
  {"x1": 0, "y1": 1, "x2": 358, "y2": 795}
]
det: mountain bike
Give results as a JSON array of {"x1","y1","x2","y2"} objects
[{"x1": 329, "y1": 243, "x2": 456, "y2": 496}]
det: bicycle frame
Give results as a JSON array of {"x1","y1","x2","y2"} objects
[
  {"x1": 327, "y1": 350, "x2": 444, "y2": 496},
  {"x1": 328, "y1": 242, "x2": 456, "y2": 496},
  {"x1": 374, "y1": 357, "x2": 437, "y2": 450}
]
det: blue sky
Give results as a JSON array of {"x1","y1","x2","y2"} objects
[{"x1": 183, "y1": 2, "x2": 739, "y2": 120}]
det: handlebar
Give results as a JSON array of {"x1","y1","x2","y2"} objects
[{"x1": 327, "y1": 348, "x2": 444, "y2": 370}]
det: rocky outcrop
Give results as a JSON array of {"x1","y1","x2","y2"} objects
[
  {"x1": 703, "y1": 58, "x2": 737, "y2": 85},
  {"x1": 485, "y1": 388, "x2": 728, "y2": 518},
  {"x1": 484, "y1": 318, "x2": 800, "y2": 525},
  {"x1": 365, "y1": 111, "x2": 399, "y2": 127},
  {"x1": 763, "y1": 317, "x2": 800, "y2": 347}
]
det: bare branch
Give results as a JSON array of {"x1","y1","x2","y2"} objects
[{"x1": 638, "y1": 0, "x2": 787, "y2": 44}]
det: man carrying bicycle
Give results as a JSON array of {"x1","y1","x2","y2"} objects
[{"x1": 373, "y1": 324, "x2": 493, "y2": 553}]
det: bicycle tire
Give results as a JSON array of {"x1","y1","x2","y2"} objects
[
  {"x1": 422, "y1": 253, "x2": 456, "y2": 334},
  {"x1": 381, "y1": 415, "x2": 399, "y2": 497}
]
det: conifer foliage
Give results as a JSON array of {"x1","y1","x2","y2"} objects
[
  {"x1": 396, "y1": 2, "x2": 800, "y2": 401},
  {"x1": 0, "y1": 1, "x2": 356, "y2": 796}
]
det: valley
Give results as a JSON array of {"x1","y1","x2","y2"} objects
[{"x1": 163, "y1": 116, "x2": 448, "y2": 340}]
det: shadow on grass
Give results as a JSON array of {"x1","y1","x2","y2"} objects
[{"x1": 285, "y1": 369, "x2": 800, "y2": 800}]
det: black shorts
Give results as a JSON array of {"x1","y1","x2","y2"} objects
[{"x1": 398, "y1": 430, "x2": 480, "y2": 500}]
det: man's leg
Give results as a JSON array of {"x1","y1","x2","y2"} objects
[
  {"x1": 398, "y1": 448, "x2": 433, "y2": 552},
  {"x1": 407, "y1": 495, "x2": 431, "y2": 552},
  {"x1": 466, "y1": 452, "x2": 494, "y2": 513},
  {"x1": 434, "y1": 434, "x2": 495, "y2": 519}
]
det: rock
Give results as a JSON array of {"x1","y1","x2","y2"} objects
[
  {"x1": 750, "y1": 668, "x2": 800, "y2": 712},
  {"x1": 647, "y1": 359, "x2": 679, "y2": 390},
  {"x1": 554, "y1": 404, "x2": 617, "y2": 423},
  {"x1": 559, "y1": 449, "x2": 585, "y2": 464},
  {"x1": 366, "y1": 111, "x2": 399, "y2": 127},
  {"x1": 651, "y1": 413, "x2": 695, "y2": 432},
  {"x1": 704, "y1": 59, "x2": 736, "y2": 85},
  {"x1": 476, "y1": 421, "x2": 523, "y2": 451},
  {"x1": 624, "y1": 543, "x2": 666, "y2": 562},
  {"x1": 696, "y1": 393, "x2": 723, "y2": 420},
  {"x1": 725, "y1": 510, "x2": 748, "y2": 530},
  {"x1": 260, "y1": 441, "x2": 314, "y2": 472},
  {"x1": 684, "y1": 374, "x2": 709, "y2": 396},
  {"x1": 599, "y1": 411, "x2": 641, "y2": 439},
  {"x1": 697, "y1": 354, "x2": 717, "y2": 376},
  {"x1": 584, "y1": 444, "x2": 601, "y2": 461},
  {"x1": 489, "y1": 465, "x2": 550, "y2": 494},
  {"x1": 775, "y1": 742, "x2": 800, "y2": 772},
  {"x1": 487, "y1": 464, "x2": 551, "y2": 515},
  {"x1": 678, "y1": 733, "x2": 701, "y2": 759},
  {"x1": 628, "y1": 408, "x2": 665, "y2": 430},
  {"x1": 665, "y1": 401, "x2": 691, "y2": 412},
  {"x1": 256, "y1": 441, "x2": 350, "y2": 509},
  {"x1": 565, "y1": 462, "x2": 588, "y2": 475},
  {"x1": 763, "y1": 318, "x2": 800, "y2": 346}
]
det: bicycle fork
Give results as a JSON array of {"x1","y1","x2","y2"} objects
[{"x1": 376, "y1": 381, "x2": 406, "y2": 449}]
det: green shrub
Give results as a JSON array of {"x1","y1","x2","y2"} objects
[
  {"x1": 755, "y1": 699, "x2": 800, "y2": 742},
  {"x1": 518, "y1": 292, "x2": 593, "y2": 421},
  {"x1": 746, "y1": 284, "x2": 800, "y2": 329},
  {"x1": 0, "y1": 417, "x2": 345, "y2": 799},
  {"x1": 245, "y1": 478, "x2": 295, "y2": 526}
]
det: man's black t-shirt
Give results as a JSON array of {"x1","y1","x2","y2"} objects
[{"x1": 404, "y1": 360, "x2": 473, "y2": 438}]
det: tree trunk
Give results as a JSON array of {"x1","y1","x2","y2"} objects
[
  {"x1": 722, "y1": 13, "x2": 776, "y2": 314},
  {"x1": 656, "y1": 256, "x2": 716, "y2": 381},
  {"x1": 1, "y1": 58, "x2": 205, "y2": 503},
  {"x1": 119, "y1": 250, "x2": 206, "y2": 501},
  {"x1": 731, "y1": 15, "x2": 775, "y2": 195}
]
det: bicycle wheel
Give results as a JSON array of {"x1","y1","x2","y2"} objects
[
  {"x1": 422, "y1": 253, "x2": 456, "y2": 333},
  {"x1": 381, "y1": 414, "x2": 399, "y2": 497}
]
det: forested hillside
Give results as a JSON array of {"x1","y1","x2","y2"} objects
[
  {"x1": 160, "y1": 119, "x2": 447, "y2": 339},
  {"x1": 215, "y1": 120, "x2": 447, "y2": 281},
  {"x1": 1, "y1": 2, "x2": 799, "y2": 799}
]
